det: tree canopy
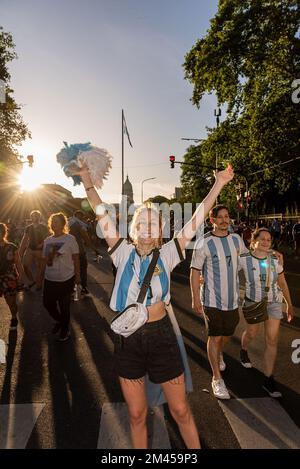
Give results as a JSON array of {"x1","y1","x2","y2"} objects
[
  {"x1": 0, "y1": 26, "x2": 30, "y2": 219},
  {"x1": 0, "y1": 26, "x2": 30, "y2": 162},
  {"x1": 182, "y1": 0, "x2": 300, "y2": 215}
]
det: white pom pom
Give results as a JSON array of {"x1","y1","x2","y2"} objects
[{"x1": 77, "y1": 147, "x2": 112, "y2": 189}]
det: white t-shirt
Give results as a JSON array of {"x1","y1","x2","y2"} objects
[
  {"x1": 42, "y1": 234, "x2": 79, "y2": 282},
  {"x1": 109, "y1": 238, "x2": 185, "y2": 312}
]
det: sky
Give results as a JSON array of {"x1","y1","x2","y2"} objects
[{"x1": 1, "y1": 0, "x2": 220, "y2": 203}]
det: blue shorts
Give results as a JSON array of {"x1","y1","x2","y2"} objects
[
  {"x1": 267, "y1": 302, "x2": 283, "y2": 320},
  {"x1": 243, "y1": 299, "x2": 283, "y2": 320}
]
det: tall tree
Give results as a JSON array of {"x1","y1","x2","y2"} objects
[
  {"x1": 0, "y1": 26, "x2": 30, "y2": 217},
  {"x1": 182, "y1": 0, "x2": 300, "y2": 214}
]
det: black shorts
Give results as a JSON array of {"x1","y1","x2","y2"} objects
[
  {"x1": 203, "y1": 306, "x2": 240, "y2": 337},
  {"x1": 114, "y1": 314, "x2": 184, "y2": 384}
]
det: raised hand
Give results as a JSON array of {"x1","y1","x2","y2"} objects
[
  {"x1": 215, "y1": 164, "x2": 234, "y2": 186},
  {"x1": 66, "y1": 162, "x2": 89, "y2": 177}
]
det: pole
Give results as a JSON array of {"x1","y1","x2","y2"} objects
[
  {"x1": 245, "y1": 177, "x2": 249, "y2": 224},
  {"x1": 141, "y1": 177, "x2": 156, "y2": 203},
  {"x1": 214, "y1": 108, "x2": 221, "y2": 203},
  {"x1": 121, "y1": 109, "x2": 124, "y2": 196}
]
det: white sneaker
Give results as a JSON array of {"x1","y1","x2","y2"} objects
[
  {"x1": 219, "y1": 353, "x2": 226, "y2": 371},
  {"x1": 212, "y1": 378, "x2": 230, "y2": 399}
]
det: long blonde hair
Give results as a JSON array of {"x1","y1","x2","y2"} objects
[
  {"x1": 48, "y1": 212, "x2": 69, "y2": 235},
  {"x1": 129, "y1": 206, "x2": 163, "y2": 248}
]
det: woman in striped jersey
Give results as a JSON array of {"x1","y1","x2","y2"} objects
[
  {"x1": 76, "y1": 163, "x2": 234, "y2": 449},
  {"x1": 239, "y1": 228, "x2": 294, "y2": 398}
]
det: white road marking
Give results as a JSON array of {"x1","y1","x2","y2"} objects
[
  {"x1": 218, "y1": 397, "x2": 300, "y2": 449},
  {"x1": 0, "y1": 403, "x2": 45, "y2": 449}
]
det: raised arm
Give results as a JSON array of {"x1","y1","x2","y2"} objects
[
  {"x1": 79, "y1": 168, "x2": 120, "y2": 248},
  {"x1": 177, "y1": 166, "x2": 234, "y2": 250}
]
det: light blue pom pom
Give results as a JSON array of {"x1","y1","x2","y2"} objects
[{"x1": 56, "y1": 141, "x2": 92, "y2": 185}]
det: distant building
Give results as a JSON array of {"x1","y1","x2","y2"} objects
[
  {"x1": 5, "y1": 183, "x2": 90, "y2": 222},
  {"x1": 174, "y1": 187, "x2": 182, "y2": 200},
  {"x1": 122, "y1": 175, "x2": 134, "y2": 205}
]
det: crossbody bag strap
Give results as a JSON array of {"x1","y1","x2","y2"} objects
[
  {"x1": 137, "y1": 248, "x2": 160, "y2": 304},
  {"x1": 264, "y1": 254, "x2": 272, "y2": 294}
]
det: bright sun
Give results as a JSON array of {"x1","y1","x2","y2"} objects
[{"x1": 18, "y1": 167, "x2": 41, "y2": 192}]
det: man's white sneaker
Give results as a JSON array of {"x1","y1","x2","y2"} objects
[
  {"x1": 212, "y1": 378, "x2": 230, "y2": 399},
  {"x1": 219, "y1": 353, "x2": 226, "y2": 371}
]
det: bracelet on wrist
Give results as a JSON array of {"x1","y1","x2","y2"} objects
[{"x1": 85, "y1": 187, "x2": 94, "y2": 191}]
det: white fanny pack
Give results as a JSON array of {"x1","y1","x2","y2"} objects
[{"x1": 110, "y1": 249, "x2": 159, "y2": 338}]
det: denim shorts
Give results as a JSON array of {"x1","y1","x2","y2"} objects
[
  {"x1": 243, "y1": 299, "x2": 283, "y2": 320},
  {"x1": 113, "y1": 314, "x2": 184, "y2": 383}
]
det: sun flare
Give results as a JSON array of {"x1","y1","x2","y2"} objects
[{"x1": 18, "y1": 167, "x2": 41, "y2": 192}]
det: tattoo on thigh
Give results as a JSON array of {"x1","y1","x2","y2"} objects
[
  {"x1": 167, "y1": 375, "x2": 184, "y2": 386},
  {"x1": 121, "y1": 377, "x2": 145, "y2": 386}
]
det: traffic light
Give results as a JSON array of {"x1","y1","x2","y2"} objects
[
  {"x1": 246, "y1": 195, "x2": 252, "y2": 208},
  {"x1": 169, "y1": 155, "x2": 175, "y2": 169},
  {"x1": 27, "y1": 155, "x2": 34, "y2": 167},
  {"x1": 236, "y1": 198, "x2": 244, "y2": 212}
]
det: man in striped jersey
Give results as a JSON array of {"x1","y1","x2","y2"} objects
[{"x1": 190, "y1": 205, "x2": 248, "y2": 399}]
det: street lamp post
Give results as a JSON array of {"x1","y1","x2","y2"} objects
[
  {"x1": 214, "y1": 108, "x2": 221, "y2": 203},
  {"x1": 141, "y1": 177, "x2": 156, "y2": 204}
]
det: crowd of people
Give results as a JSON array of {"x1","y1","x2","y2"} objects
[
  {"x1": 214, "y1": 216, "x2": 300, "y2": 253},
  {"x1": 0, "y1": 164, "x2": 297, "y2": 449},
  {"x1": 0, "y1": 209, "x2": 93, "y2": 339}
]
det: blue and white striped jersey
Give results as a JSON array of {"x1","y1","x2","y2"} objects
[
  {"x1": 238, "y1": 252, "x2": 284, "y2": 303},
  {"x1": 191, "y1": 232, "x2": 247, "y2": 310},
  {"x1": 109, "y1": 238, "x2": 185, "y2": 312}
]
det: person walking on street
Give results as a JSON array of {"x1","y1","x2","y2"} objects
[
  {"x1": 36, "y1": 213, "x2": 80, "y2": 342},
  {"x1": 190, "y1": 205, "x2": 248, "y2": 400},
  {"x1": 239, "y1": 228, "x2": 294, "y2": 398},
  {"x1": 72, "y1": 161, "x2": 234, "y2": 449},
  {"x1": 19, "y1": 210, "x2": 49, "y2": 289},
  {"x1": 0, "y1": 223, "x2": 25, "y2": 330}
]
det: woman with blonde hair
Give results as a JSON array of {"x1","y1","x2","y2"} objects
[
  {"x1": 0, "y1": 223, "x2": 25, "y2": 330},
  {"x1": 37, "y1": 213, "x2": 80, "y2": 341},
  {"x1": 239, "y1": 228, "x2": 294, "y2": 397},
  {"x1": 75, "y1": 163, "x2": 234, "y2": 449}
]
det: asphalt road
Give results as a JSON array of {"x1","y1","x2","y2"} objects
[{"x1": 0, "y1": 247, "x2": 299, "y2": 449}]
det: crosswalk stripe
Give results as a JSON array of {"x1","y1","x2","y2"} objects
[
  {"x1": 218, "y1": 397, "x2": 300, "y2": 449},
  {"x1": 97, "y1": 403, "x2": 170, "y2": 449},
  {"x1": 0, "y1": 403, "x2": 45, "y2": 449}
]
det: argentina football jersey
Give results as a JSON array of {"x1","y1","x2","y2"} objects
[
  {"x1": 108, "y1": 238, "x2": 185, "y2": 312},
  {"x1": 191, "y1": 232, "x2": 247, "y2": 310},
  {"x1": 239, "y1": 252, "x2": 284, "y2": 303}
]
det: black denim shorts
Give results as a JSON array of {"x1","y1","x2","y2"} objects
[
  {"x1": 114, "y1": 314, "x2": 184, "y2": 384},
  {"x1": 203, "y1": 306, "x2": 240, "y2": 337}
]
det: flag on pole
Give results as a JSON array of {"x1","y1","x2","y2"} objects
[{"x1": 123, "y1": 112, "x2": 133, "y2": 147}]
